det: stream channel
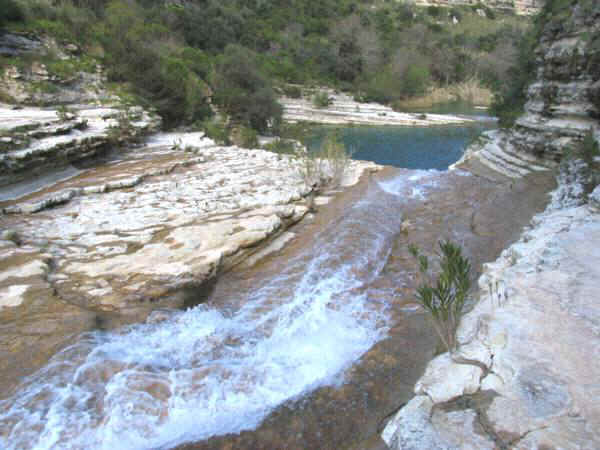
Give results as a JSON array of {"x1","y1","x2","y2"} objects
[{"x1": 1, "y1": 118, "x2": 546, "y2": 450}]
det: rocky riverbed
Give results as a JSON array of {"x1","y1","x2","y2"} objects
[{"x1": 0, "y1": 123, "x2": 379, "y2": 399}]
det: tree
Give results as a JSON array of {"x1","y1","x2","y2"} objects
[
  {"x1": 212, "y1": 45, "x2": 282, "y2": 133},
  {"x1": 0, "y1": 0, "x2": 24, "y2": 27},
  {"x1": 402, "y1": 64, "x2": 431, "y2": 98}
]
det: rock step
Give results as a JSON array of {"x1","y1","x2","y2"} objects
[
  {"x1": 489, "y1": 145, "x2": 553, "y2": 172},
  {"x1": 517, "y1": 114, "x2": 597, "y2": 136},
  {"x1": 0, "y1": 106, "x2": 161, "y2": 188},
  {"x1": 2, "y1": 155, "x2": 207, "y2": 214},
  {"x1": 500, "y1": 144, "x2": 558, "y2": 169},
  {"x1": 477, "y1": 149, "x2": 531, "y2": 179}
]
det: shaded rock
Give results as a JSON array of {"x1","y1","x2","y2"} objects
[{"x1": 0, "y1": 32, "x2": 41, "y2": 57}]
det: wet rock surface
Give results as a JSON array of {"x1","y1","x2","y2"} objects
[
  {"x1": 176, "y1": 164, "x2": 555, "y2": 450},
  {"x1": 0, "y1": 132, "x2": 378, "y2": 398}
]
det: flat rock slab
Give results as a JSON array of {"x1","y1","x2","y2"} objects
[{"x1": 280, "y1": 91, "x2": 473, "y2": 126}]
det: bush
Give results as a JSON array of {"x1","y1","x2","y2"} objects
[
  {"x1": 212, "y1": 44, "x2": 282, "y2": 133},
  {"x1": 106, "y1": 106, "x2": 140, "y2": 145},
  {"x1": 427, "y1": 6, "x2": 441, "y2": 17},
  {"x1": 294, "y1": 132, "x2": 352, "y2": 188},
  {"x1": 401, "y1": 65, "x2": 431, "y2": 98},
  {"x1": 232, "y1": 125, "x2": 258, "y2": 148},
  {"x1": 490, "y1": 29, "x2": 537, "y2": 127},
  {"x1": 312, "y1": 91, "x2": 331, "y2": 108},
  {"x1": 98, "y1": 1, "x2": 212, "y2": 127},
  {"x1": 360, "y1": 67, "x2": 404, "y2": 104},
  {"x1": 202, "y1": 118, "x2": 230, "y2": 145},
  {"x1": 0, "y1": 0, "x2": 25, "y2": 27},
  {"x1": 263, "y1": 138, "x2": 296, "y2": 154},
  {"x1": 282, "y1": 85, "x2": 302, "y2": 98},
  {"x1": 580, "y1": 128, "x2": 599, "y2": 166},
  {"x1": 408, "y1": 241, "x2": 471, "y2": 353}
]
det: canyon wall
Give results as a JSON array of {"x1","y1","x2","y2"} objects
[{"x1": 456, "y1": 0, "x2": 599, "y2": 178}]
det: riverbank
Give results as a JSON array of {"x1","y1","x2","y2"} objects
[
  {"x1": 280, "y1": 91, "x2": 475, "y2": 127},
  {"x1": 382, "y1": 162, "x2": 600, "y2": 449}
]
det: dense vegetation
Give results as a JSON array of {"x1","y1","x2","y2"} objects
[{"x1": 1, "y1": 0, "x2": 532, "y2": 131}]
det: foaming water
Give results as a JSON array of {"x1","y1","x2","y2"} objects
[
  {"x1": 378, "y1": 169, "x2": 443, "y2": 199},
  {"x1": 0, "y1": 176, "x2": 420, "y2": 450}
]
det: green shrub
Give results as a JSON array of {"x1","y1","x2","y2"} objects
[
  {"x1": 295, "y1": 132, "x2": 352, "y2": 188},
  {"x1": 233, "y1": 125, "x2": 258, "y2": 148},
  {"x1": 99, "y1": 0, "x2": 211, "y2": 127},
  {"x1": 490, "y1": 29, "x2": 537, "y2": 127},
  {"x1": 312, "y1": 91, "x2": 331, "y2": 108},
  {"x1": 580, "y1": 128, "x2": 599, "y2": 166},
  {"x1": 212, "y1": 44, "x2": 282, "y2": 133},
  {"x1": 282, "y1": 85, "x2": 302, "y2": 98},
  {"x1": 202, "y1": 118, "x2": 230, "y2": 145},
  {"x1": 360, "y1": 67, "x2": 404, "y2": 104},
  {"x1": 401, "y1": 65, "x2": 431, "y2": 98},
  {"x1": 106, "y1": 106, "x2": 140, "y2": 145},
  {"x1": 427, "y1": 6, "x2": 441, "y2": 17},
  {"x1": 263, "y1": 139, "x2": 296, "y2": 154},
  {"x1": 0, "y1": 0, "x2": 25, "y2": 27},
  {"x1": 408, "y1": 241, "x2": 472, "y2": 353}
]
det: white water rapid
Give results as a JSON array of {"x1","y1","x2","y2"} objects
[{"x1": 0, "y1": 171, "x2": 443, "y2": 450}]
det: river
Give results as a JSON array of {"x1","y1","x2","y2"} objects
[{"x1": 3, "y1": 119, "x2": 535, "y2": 450}]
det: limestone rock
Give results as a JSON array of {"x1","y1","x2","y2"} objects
[
  {"x1": 281, "y1": 90, "x2": 473, "y2": 127},
  {"x1": 0, "y1": 105, "x2": 161, "y2": 188},
  {"x1": 384, "y1": 194, "x2": 600, "y2": 448},
  {"x1": 454, "y1": 1, "x2": 600, "y2": 179},
  {"x1": 410, "y1": 1, "x2": 541, "y2": 16},
  {"x1": 0, "y1": 131, "x2": 378, "y2": 319},
  {"x1": 415, "y1": 353, "x2": 482, "y2": 404}
]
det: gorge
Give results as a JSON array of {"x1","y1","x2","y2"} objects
[{"x1": 1, "y1": 0, "x2": 600, "y2": 449}]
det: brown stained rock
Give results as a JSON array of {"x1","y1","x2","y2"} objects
[{"x1": 175, "y1": 166, "x2": 555, "y2": 450}]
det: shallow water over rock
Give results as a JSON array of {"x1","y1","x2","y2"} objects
[
  {"x1": 0, "y1": 159, "x2": 555, "y2": 449},
  {"x1": 0, "y1": 171, "x2": 408, "y2": 449}
]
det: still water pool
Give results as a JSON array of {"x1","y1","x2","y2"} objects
[{"x1": 307, "y1": 121, "x2": 496, "y2": 170}]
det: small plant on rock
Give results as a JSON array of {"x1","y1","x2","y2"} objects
[
  {"x1": 312, "y1": 91, "x2": 332, "y2": 109},
  {"x1": 56, "y1": 105, "x2": 76, "y2": 122},
  {"x1": 408, "y1": 240, "x2": 472, "y2": 354},
  {"x1": 294, "y1": 133, "x2": 353, "y2": 189},
  {"x1": 580, "y1": 127, "x2": 599, "y2": 166},
  {"x1": 106, "y1": 106, "x2": 139, "y2": 145}
]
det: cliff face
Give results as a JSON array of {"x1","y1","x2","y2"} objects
[
  {"x1": 512, "y1": 0, "x2": 600, "y2": 160},
  {"x1": 455, "y1": 0, "x2": 599, "y2": 178},
  {"x1": 411, "y1": 0, "x2": 543, "y2": 15}
]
